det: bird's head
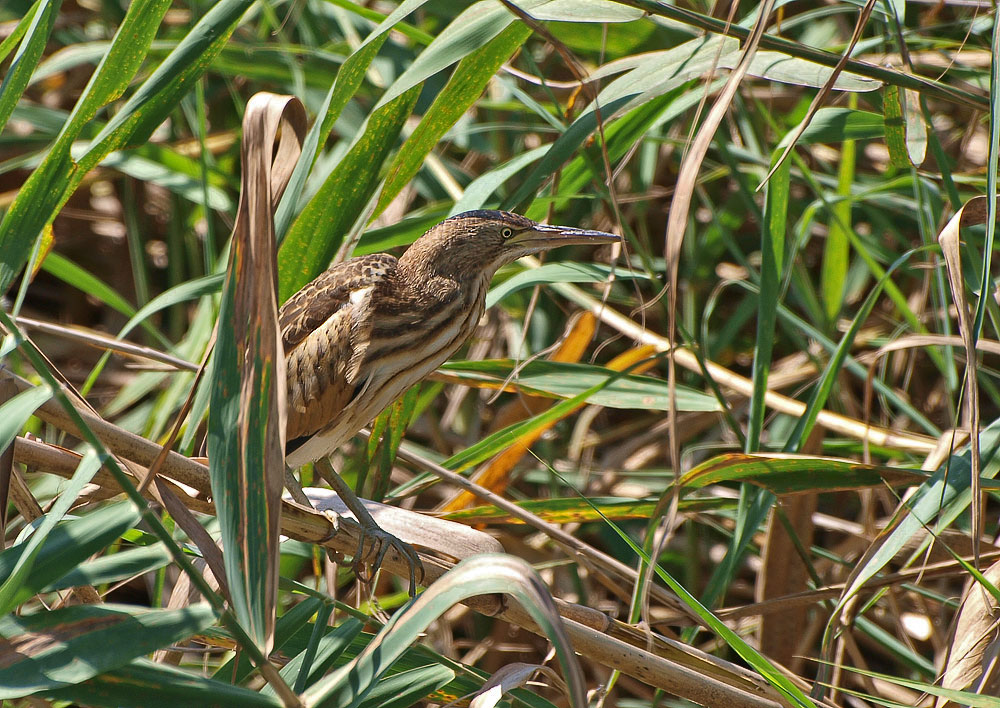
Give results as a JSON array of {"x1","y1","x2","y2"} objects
[{"x1": 400, "y1": 210, "x2": 619, "y2": 280}]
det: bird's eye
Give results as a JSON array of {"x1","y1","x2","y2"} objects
[{"x1": 501, "y1": 227, "x2": 514, "y2": 239}]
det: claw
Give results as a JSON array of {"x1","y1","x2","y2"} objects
[
  {"x1": 312, "y1": 458, "x2": 423, "y2": 595},
  {"x1": 352, "y1": 517, "x2": 423, "y2": 596}
]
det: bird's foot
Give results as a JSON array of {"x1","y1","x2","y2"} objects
[
  {"x1": 311, "y1": 457, "x2": 423, "y2": 595},
  {"x1": 318, "y1": 510, "x2": 346, "y2": 565},
  {"x1": 352, "y1": 518, "x2": 424, "y2": 597}
]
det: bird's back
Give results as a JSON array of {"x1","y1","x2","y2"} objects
[
  {"x1": 281, "y1": 252, "x2": 483, "y2": 468},
  {"x1": 280, "y1": 210, "x2": 616, "y2": 468},
  {"x1": 282, "y1": 254, "x2": 397, "y2": 455}
]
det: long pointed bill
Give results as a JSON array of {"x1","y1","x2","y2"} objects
[{"x1": 510, "y1": 223, "x2": 619, "y2": 252}]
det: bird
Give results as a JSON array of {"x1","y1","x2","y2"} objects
[{"x1": 279, "y1": 210, "x2": 618, "y2": 585}]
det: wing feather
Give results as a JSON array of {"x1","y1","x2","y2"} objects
[
  {"x1": 279, "y1": 254, "x2": 396, "y2": 350},
  {"x1": 282, "y1": 254, "x2": 396, "y2": 442}
]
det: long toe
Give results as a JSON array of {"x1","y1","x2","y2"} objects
[{"x1": 356, "y1": 520, "x2": 423, "y2": 597}]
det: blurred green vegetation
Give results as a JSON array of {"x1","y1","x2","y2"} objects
[{"x1": 1, "y1": 0, "x2": 997, "y2": 705}]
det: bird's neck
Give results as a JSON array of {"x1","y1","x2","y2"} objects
[
  {"x1": 394, "y1": 256, "x2": 491, "y2": 320},
  {"x1": 397, "y1": 250, "x2": 489, "y2": 291}
]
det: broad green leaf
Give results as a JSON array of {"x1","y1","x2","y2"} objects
[
  {"x1": 274, "y1": 39, "x2": 386, "y2": 242},
  {"x1": 503, "y1": 92, "x2": 633, "y2": 213},
  {"x1": 0, "y1": 500, "x2": 140, "y2": 614},
  {"x1": 354, "y1": 210, "x2": 448, "y2": 255},
  {"x1": 440, "y1": 358, "x2": 720, "y2": 412},
  {"x1": 28, "y1": 40, "x2": 115, "y2": 85},
  {"x1": 736, "y1": 51, "x2": 881, "y2": 91},
  {"x1": 44, "y1": 657, "x2": 283, "y2": 708},
  {"x1": 527, "y1": 0, "x2": 644, "y2": 21},
  {"x1": 747, "y1": 153, "x2": 788, "y2": 451},
  {"x1": 267, "y1": 619, "x2": 363, "y2": 694},
  {"x1": 0, "y1": 383, "x2": 51, "y2": 454},
  {"x1": 356, "y1": 665, "x2": 455, "y2": 708},
  {"x1": 903, "y1": 87, "x2": 927, "y2": 166},
  {"x1": 324, "y1": 0, "x2": 434, "y2": 45},
  {"x1": 537, "y1": 77, "x2": 729, "y2": 218},
  {"x1": 213, "y1": 597, "x2": 333, "y2": 684},
  {"x1": 450, "y1": 146, "x2": 548, "y2": 215},
  {"x1": 116, "y1": 273, "x2": 224, "y2": 341},
  {"x1": 0, "y1": 0, "x2": 173, "y2": 297},
  {"x1": 275, "y1": 0, "x2": 435, "y2": 243},
  {"x1": 374, "y1": 1, "x2": 517, "y2": 110},
  {"x1": 442, "y1": 496, "x2": 732, "y2": 525},
  {"x1": 821, "y1": 96, "x2": 858, "y2": 325},
  {"x1": 100, "y1": 150, "x2": 233, "y2": 211},
  {"x1": 584, "y1": 36, "x2": 736, "y2": 112},
  {"x1": 883, "y1": 85, "x2": 911, "y2": 168},
  {"x1": 778, "y1": 107, "x2": 884, "y2": 148},
  {"x1": 441, "y1": 371, "x2": 635, "y2": 473},
  {"x1": 303, "y1": 555, "x2": 584, "y2": 708},
  {"x1": 505, "y1": 34, "x2": 731, "y2": 212},
  {"x1": 0, "y1": 0, "x2": 41, "y2": 65},
  {"x1": 375, "y1": 22, "x2": 533, "y2": 217},
  {"x1": 84, "y1": 0, "x2": 251, "y2": 152},
  {"x1": 680, "y1": 454, "x2": 927, "y2": 495},
  {"x1": 43, "y1": 544, "x2": 173, "y2": 592},
  {"x1": 486, "y1": 262, "x2": 646, "y2": 308},
  {"x1": 0, "y1": 603, "x2": 217, "y2": 699},
  {"x1": 374, "y1": 0, "x2": 646, "y2": 113},
  {"x1": 0, "y1": 0, "x2": 59, "y2": 134},
  {"x1": 549, "y1": 17, "x2": 656, "y2": 55}
]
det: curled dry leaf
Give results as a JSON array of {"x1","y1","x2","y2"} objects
[
  {"x1": 937, "y1": 195, "x2": 991, "y2": 562},
  {"x1": 466, "y1": 663, "x2": 567, "y2": 708},
  {"x1": 936, "y1": 558, "x2": 1000, "y2": 707}
]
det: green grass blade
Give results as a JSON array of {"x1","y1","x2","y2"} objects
[
  {"x1": 373, "y1": 1, "x2": 517, "y2": 110},
  {"x1": 440, "y1": 358, "x2": 719, "y2": 412},
  {"x1": 746, "y1": 155, "x2": 788, "y2": 452},
  {"x1": 0, "y1": 382, "x2": 50, "y2": 457},
  {"x1": 820, "y1": 98, "x2": 857, "y2": 325},
  {"x1": 0, "y1": 0, "x2": 58, "y2": 133},
  {"x1": 0, "y1": 0, "x2": 171, "y2": 296}
]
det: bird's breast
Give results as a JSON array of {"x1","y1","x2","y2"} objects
[
  {"x1": 285, "y1": 276, "x2": 489, "y2": 464},
  {"x1": 367, "y1": 280, "x2": 484, "y2": 380}
]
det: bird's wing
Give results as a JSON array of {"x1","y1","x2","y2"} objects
[
  {"x1": 281, "y1": 254, "x2": 396, "y2": 443},
  {"x1": 280, "y1": 254, "x2": 396, "y2": 350}
]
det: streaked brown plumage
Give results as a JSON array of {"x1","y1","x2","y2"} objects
[
  {"x1": 279, "y1": 211, "x2": 616, "y2": 586},
  {"x1": 281, "y1": 210, "x2": 618, "y2": 469}
]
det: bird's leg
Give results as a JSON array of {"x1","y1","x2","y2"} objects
[
  {"x1": 313, "y1": 457, "x2": 423, "y2": 594},
  {"x1": 285, "y1": 469, "x2": 345, "y2": 565}
]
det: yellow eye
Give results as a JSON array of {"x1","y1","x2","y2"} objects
[{"x1": 501, "y1": 227, "x2": 513, "y2": 239}]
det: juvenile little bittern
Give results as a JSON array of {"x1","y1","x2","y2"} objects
[{"x1": 280, "y1": 210, "x2": 618, "y2": 581}]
